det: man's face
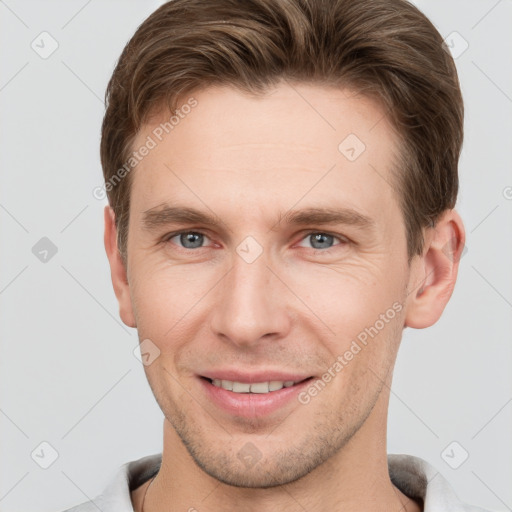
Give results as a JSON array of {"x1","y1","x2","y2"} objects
[{"x1": 123, "y1": 83, "x2": 419, "y2": 487}]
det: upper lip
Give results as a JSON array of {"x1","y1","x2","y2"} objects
[{"x1": 200, "y1": 369, "x2": 313, "y2": 384}]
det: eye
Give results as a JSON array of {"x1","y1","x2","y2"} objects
[
  {"x1": 163, "y1": 230, "x2": 348, "y2": 252},
  {"x1": 297, "y1": 232, "x2": 347, "y2": 250},
  {"x1": 166, "y1": 231, "x2": 212, "y2": 249}
]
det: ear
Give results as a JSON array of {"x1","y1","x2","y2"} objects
[
  {"x1": 404, "y1": 209, "x2": 466, "y2": 329},
  {"x1": 103, "y1": 206, "x2": 136, "y2": 328}
]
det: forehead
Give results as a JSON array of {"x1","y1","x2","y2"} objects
[{"x1": 129, "y1": 83, "x2": 401, "y2": 231}]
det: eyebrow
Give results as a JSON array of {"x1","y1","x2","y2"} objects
[
  {"x1": 277, "y1": 207, "x2": 375, "y2": 231},
  {"x1": 142, "y1": 205, "x2": 223, "y2": 231},
  {"x1": 142, "y1": 205, "x2": 376, "y2": 232}
]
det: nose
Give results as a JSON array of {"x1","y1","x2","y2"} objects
[{"x1": 209, "y1": 248, "x2": 292, "y2": 348}]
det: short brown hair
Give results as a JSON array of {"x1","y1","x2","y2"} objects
[{"x1": 100, "y1": 0, "x2": 463, "y2": 265}]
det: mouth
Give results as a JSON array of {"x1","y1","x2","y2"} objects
[
  {"x1": 201, "y1": 376, "x2": 313, "y2": 394},
  {"x1": 198, "y1": 375, "x2": 315, "y2": 418}
]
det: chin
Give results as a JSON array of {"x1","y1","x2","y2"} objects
[
  {"x1": 174, "y1": 419, "x2": 351, "y2": 489},
  {"x1": 190, "y1": 449, "x2": 318, "y2": 488}
]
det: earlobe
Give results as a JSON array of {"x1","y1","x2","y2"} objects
[
  {"x1": 404, "y1": 209, "x2": 466, "y2": 329},
  {"x1": 103, "y1": 206, "x2": 137, "y2": 328}
]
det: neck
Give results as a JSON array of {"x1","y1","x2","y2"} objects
[{"x1": 133, "y1": 388, "x2": 422, "y2": 512}]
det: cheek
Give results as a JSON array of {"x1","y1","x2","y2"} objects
[
  {"x1": 283, "y1": 259, "x2": 406, "y2": 381},
  {"x1": 129, "y1": 262, "x2": 217, "y2": 340},
  {"x1": 284, "y1": 256, "x2": 403, "y2": 329}
]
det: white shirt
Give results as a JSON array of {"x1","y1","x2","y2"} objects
[{"x1": 62, "y1": 453, "x2": 492, "y2": 512}]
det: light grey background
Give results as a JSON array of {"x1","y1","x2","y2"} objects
[{"x1": 0, "y1": 1, "x2": 511, "y2": 511}]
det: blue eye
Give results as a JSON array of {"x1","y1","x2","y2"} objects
[
  {"x1": 168, "y1": 231, "x2": 209, "y2": 249},
  {"x1": 164, "y1": 230, "x2": 347, "y2": 252},
  {"x1": 298, "y1": 232, "x2": 345, "y2": 250}
]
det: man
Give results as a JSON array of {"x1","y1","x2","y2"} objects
[{"x1": 64, "y1": 0, "x2": 491, "y2": 510}]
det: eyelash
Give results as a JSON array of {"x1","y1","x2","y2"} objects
[{"x1": 163, "y1": 230, "x2": 350, "y2": 253}]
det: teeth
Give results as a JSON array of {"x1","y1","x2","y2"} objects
[
  {"x1": 221, "y1": 380, "x2": 233, "y2": 391},
  {"x1": 249, "y1": 382, "x2": 269, "y2": 393},
  {"x1": 269, "y1": 381, "x2": 284, "y2": 391},
  {"x1": 232, "y1": 381, "x2": 251, "y2": 393},
  {"x1": 210, "y1": 379, "x2": 299, "y2": 393}
]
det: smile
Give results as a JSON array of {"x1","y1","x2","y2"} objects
[
  {"x1": 199, "y1": 376, "x2": 314, "y2": 418},
  {"x1": 209, "y1": 378, "x2": 306, "y2": 394}
]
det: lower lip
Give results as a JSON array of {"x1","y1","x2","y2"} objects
[{"x1": 198, "y1": 377, "x2": 313, "y2": 418}]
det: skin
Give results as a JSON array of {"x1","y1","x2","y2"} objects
[{"x1": 104, "y1": 82, "x2": 465, "y2": 512}]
